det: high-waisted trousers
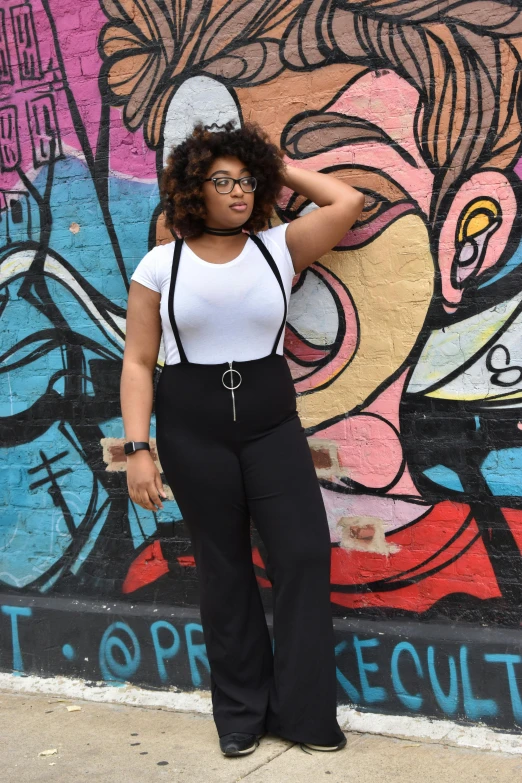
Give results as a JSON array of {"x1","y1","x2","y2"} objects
[{"x1": 155, "y1": 353, "x2": 344, "y2": 745}]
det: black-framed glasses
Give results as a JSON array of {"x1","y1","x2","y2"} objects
[{"x1": 203, "y1": 176, "x2": 257, "y2": 194}]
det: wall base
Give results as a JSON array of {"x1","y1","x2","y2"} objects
[{"x1": 1, "y1": 593, "x2": 521, "y2": 732}]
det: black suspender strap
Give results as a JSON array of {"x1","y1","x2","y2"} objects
[
  {"x1": 249, "y1": 232, "x2": 288, "y2": 355},
  {"x1": 167, "y1": 238, "x2": 189, "y2": 364},
  {"x1": 168, "y1": 233, "x2": 287, "y2": 363}
]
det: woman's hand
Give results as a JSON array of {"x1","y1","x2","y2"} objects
[
  {"x1": 126, "y1": 450, "x2": 167, "y2": 511},
  {"x1": 280, "y1": 159, "x2": 292, "y2": 187}
]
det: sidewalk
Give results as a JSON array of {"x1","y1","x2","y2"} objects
[{"x1": 1, "y1": 690, "x2": 521, "y2": 783}]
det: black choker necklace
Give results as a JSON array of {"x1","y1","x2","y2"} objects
[{"x1": 202, "y1": 225, "x2": 245, "y2": 236}]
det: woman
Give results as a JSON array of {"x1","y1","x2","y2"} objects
[{"x1": 120, "y1": 120, "x2": 364, "y2": 757}]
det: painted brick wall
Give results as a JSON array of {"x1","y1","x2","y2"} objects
[{"x1": 2, "y1": 0, "x2": 522, "y2": 730}]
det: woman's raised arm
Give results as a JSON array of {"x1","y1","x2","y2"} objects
[{"x1": 283, "y1": 164, "x2": 365, "y2": 274}]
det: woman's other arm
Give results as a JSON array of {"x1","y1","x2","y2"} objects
[
  {"x1": 282, "y1": 164, "x2": 365, "y2": 274},
  {"x1": 120, "y1": 280, "x2": 167, "y2": 511}
]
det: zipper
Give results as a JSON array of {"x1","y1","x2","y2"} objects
[
  {"x1": 228, "y1": 361, "x2": 237, "y2": 421},
  {"x1": 222, "y1": 360, "x2": 242, "y2": 421}
]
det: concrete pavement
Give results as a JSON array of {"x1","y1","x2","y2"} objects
[{"x1": 1, "y1": 690, "x2": 521, "y2": 782}]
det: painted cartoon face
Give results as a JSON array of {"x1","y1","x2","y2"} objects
[
  {"x1": 279, "y1": 71, "x2": 435, "y2": 428},
  {"x1": 278, "y1": 69, "x2": 520, "y2": 429}
]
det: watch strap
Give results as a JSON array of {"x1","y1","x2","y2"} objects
[{"x1": 124, "y1": 441, "x2": 150, "y2": 455}]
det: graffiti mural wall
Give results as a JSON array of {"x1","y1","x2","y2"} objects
[{"x1": 2, "y1": 0, "x2": 522, "y2": 726}]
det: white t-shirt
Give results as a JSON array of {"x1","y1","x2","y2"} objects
[{"x1": 130, "y1": 223, "x2": 296, "y2": 365}]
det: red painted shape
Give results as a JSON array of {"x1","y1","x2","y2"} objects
[
  {"x1": 251, "y1": 501, "x2": 506, "y2": 612},
  {"x1": 123, "y1": 503, "x2": 515, "y2": 609},
  {"x1": 124, "y1": 545, "x2": 263, "y2": 594},
  {"x1": 329, "y1": 501, "x2": 501, "y2": 612},
  {"x1": 252, "y1": 547, "x2": 265, "y2": 568},
  {"x1": 122, "y1": 541, "x2": 169, "y2": 594},
  {"x1": 252, "y1": 547, "x2": 272, "y2": 587},
  {"x1": 177, "y1": 555, "x2": 196, "y2": 567},
  {"x1": 502, "y1": 507, "x2": 522, "y2": 548}
]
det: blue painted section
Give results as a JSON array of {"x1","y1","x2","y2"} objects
[
  {"x1": 481, "y1": 447, "x2": 522, "y2": 496},
  {"x1": 422, "y1": 464, "x2": 465, "y2": 492},
  {"x1": 485, "y1": 654, "x2": 522, "y2": 722},
  {"x1": 335, "y1": 640, "x2": 361, "y2": 703},
  {"x1": 40, "y1": 568, "x2": 65, "y2": 595},
  {"x1": 427, "y1": 646, "x2": 459, "y2": 716},
  {"x1": 1, "y1": 606, "x2": 32, "y2": 671},
  {"x1": 184, "y1": 623, "x2": 210, "y2": 687},
  {"x1": 109, "y1": 174, "x2": 160, "y2": 282},
  {"x1": 479, "y1": 238, "x2": 522, "y2": 289},
  {"x1": 391, "y1": 641, "x2": 424, "y2": 710},
  {"x1": 151, "y1": 620, "x2": 181, "y2": 683},
  {"x1": 69, "y1": 496, "x2": 111, "y2": 575},
  {"x1": 99, "y1": 622, "x2": 141, "y2": 682},
  {"x1": 460, "y1": 646, "x2": 498, "y2": 719},
  {"x1": 0, "y1": 420, "x2": 110, "y2": 588},
  {"x1": 353, "y1": 636, "x2": 388, "y2": 704}
]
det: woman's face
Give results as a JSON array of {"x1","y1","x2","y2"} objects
[{"x1": 201, "y1": 155, "x2": 255, "y2": 229}]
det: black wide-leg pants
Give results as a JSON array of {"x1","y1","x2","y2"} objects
[{"x1": 155, "y1": 354, "x2": 344, "y2": 745}]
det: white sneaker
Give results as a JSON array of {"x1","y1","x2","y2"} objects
[{"x1": 300, "y1": 735, "x2": 347, "y2": 752}]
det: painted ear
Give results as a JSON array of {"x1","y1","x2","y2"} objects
[
  {"x1": 438, "y1": 171, "x2": 517, "y2": 312},
  {"x1": 452, "y1": 198, "x2": 502, "y2": 288}
]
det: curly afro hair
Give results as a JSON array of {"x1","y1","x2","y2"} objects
[{"x1": 159, "y1": 119, "x2": 287, "y2": 238}]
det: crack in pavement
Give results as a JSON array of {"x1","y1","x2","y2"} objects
[
  {"x1": 234, "y1": 742, "x2": 297, "y2": 780},
  {"x1": 234, "y1": 732, "x2": 365, "y2": 779}
]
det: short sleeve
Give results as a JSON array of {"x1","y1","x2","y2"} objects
[
  {"x1": 259, "y1": 223, "x2": 296, "y2": 276},
  {"x1": 130, "y1": 248, "x2": 161, "y2": 292}
]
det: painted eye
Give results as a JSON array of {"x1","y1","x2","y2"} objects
[{"x1": 281, "y1": 167, "x2": 416, "y2": 249}]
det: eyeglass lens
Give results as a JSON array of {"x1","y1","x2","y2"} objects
[{"x1": 215, "y1": 177, "x2": 256, "y2": 193}]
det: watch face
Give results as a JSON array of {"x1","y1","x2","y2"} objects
[{"x1": 124, "y1": 442, "x2": 134, "y2": 455}]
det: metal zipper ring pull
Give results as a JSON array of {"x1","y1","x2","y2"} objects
[
  {"x1": 222, "y1": 368, "x2": 242, "y2": 390},
  {"x1": 223, "y1": 362, "x2": 242, "y2": 422}
]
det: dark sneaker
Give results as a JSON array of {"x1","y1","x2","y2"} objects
[
  {"x1": 300, "y1": 734, "x2": 347, "y2": 752},
  {"x1": 219, "y1": 732, "x2": 260, "y2": 757}
]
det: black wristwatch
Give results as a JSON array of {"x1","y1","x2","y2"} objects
[{"x1": 124, "y1": 441, "x2": 151, "y2": 456}]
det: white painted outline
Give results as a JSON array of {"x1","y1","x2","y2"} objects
[{"x1": 0, "y1": 673, "x2": 520, "y2": 754}]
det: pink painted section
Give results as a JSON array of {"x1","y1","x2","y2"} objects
[
  {"x1": 321, "y1": 489, "x2": 431, "y2": 539},
  {"x1": 364, "y1": 371, "x2": 407, "y2": 427},
  {"x1": 45, "y1": 1, "x2": 106, "y2": 155},
  {"x1": 309, "y1": 371, "x2": 421, "y2": 495},
  {"x1": 108, "y1": 108, "x2": 157, "y2": 179},
  {"x1": 386, "y1": 469, "x2": 421, "y2": 497},
  {"x1": 287, "y1": 265, "x2": 358, "y2": 392},
  {"x1": 329, "y1": 71, "x2": 422, "y2": 162},
  {"x1": 278, "y1": 71, "x2": 434, "y2": 219},
  {"x1": 0, "y1": 1, "x2": 62, "y2": 190},
  {"x1": 363, "y1": 372, "x2": 421, "y2": 496},
  {"x1": 336, "y1": 414, "x2": 403, "y2": 489},
  {"x1": 43, "y1": 1, "x2": 156, "y2": 179},
  {"x1": 338, "y1": 202, "x2": 415, "y2": 247}
]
